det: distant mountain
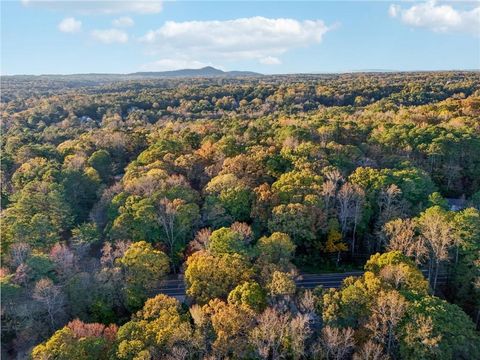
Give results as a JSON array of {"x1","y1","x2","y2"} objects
[
  {"x1": 1, "y1": 67, "x2": 262, "y2": 81},
  {"x1": 131, "y1": 66, "x2": 261, "y2": 78}
]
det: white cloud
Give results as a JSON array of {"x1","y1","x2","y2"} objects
[
  {"x1": 91, "y1": 29, "x2": 128, "y2": 44},
  {"x1": 388, "y1": 4, "x2": 400, "y2": 18},
  {"x1": 21, "y1": 0, "x2": 162, "y2": 14},
  {"x1": 140, "y1": 58, "x2": 213, "y2": 71},
  {"x1": 140, "y1": 17, "x2": 331, "y2": 64},
  {"x1": 389, "y1": 1, "x2": 480, "y2": 35},
  {"x1": 259, "y1": 56, "x2": 281, "y2": 65},
  {"x1": 112, "y1": 16, "x2": 134, "y2": 27},
  {"x1": 58, "y1": 17, "x2": 81, "y2": 33}
]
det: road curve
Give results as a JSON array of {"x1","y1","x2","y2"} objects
[{"x1": 152, "y1": 270, "x2": 447, "y2": 298}]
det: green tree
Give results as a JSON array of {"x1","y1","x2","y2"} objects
[
  {"x1": 209, "y1": 227, "x2": 249, "y2": 256},
  {"x1": 365, "y1": 251, "x2": 429, "y2": 294},
  {"x1": 2, "y1": 181, "x2": 72, "y2": 251},
  {"x1": 398, "y1": 295, "x2": 480, "y2": 360},
  {"x1": 451, "y1": 208, "x2": 480, "y2": 325},
  {"x1": 61, "y1": 168, "x2": 100, "y2": 223},
  {"x1": 228, "y1": 281, "x2": 267, "y2": 313},
  {"x1": 324, "y1": 251, "x2": 428, "y2": 329},
  {"x1": 115, "y1": 294, "x2": 193, "y2": 359},
  {"x1": 428, "y1": 192, "x2": 449, "y2": 210},
  {"x1": 110, "y1": 195, "x2": 160, "y2": 244},
  {"x1": 32, "y1": 320, "x2": 118, "y2": 360},
  {"x1": 87, "y1": 150, "x2": 112, "y2": 182},
  {"x1": 71, "y1": 223, "x2": 100, "y2": 251},
  {"x1": 268, "y1": 203, "x2": 317, "y2": 249},
  {"x1": 155, "y1": 197, "x2": 200, "y2": 267},
  {"x1": 256, "y1": 232, "x2": 296, "y2": 265},
  {"x1": 117, "y1": 241, "x2": 170, "y2": 310},
  {"x1": 26, "y1": 253, "x2": 56, "y2": 282},
  {"x1": 204, "y1": 174, "x2": 253, "y2": 223},
  {"x1": 271, "y1": 170, "x2": 323, "y2": 204},
  {"x1": 11, "y1": 157, "x2": 59, "y2": 190}
]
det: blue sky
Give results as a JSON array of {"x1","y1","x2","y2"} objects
[{"x1": 1, "y1": 1, "x2": 479, "y2": 75}]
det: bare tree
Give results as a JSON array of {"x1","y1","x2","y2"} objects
[
  {"x1": 318, "y1": 126, "x2": 335, "y2": 148},
  {"x1": 351, "y1": 185, "x2": 365, "y2": 256},
  {"x1": 419, "y1": 209, "x2": 454, "y2": 292},
  {"x1": 379, "y1": 265, "x2": 408, "y2": 290},
  {"x1": 289, "y1": 314, "x2": 312, "y2": 359},
  {"x1": 187, "y1": 228, "x2": 212, "y2": 254},
  {"x1": 337, "y1": 182, "x2": 365, "y2": 255},
  {"x1": 50, "y1": 243, "x2": 76, "y2": 279},
  {"x1": 322, "y1": 181, "x2": 337, "y2": 218},
  {"x1": 9, "y1": 242, "x2": 31, "y2": 267},
  {"x1": 297, "y1": 290, "x2": 318, "y2": 321},
  {"x1": 100, "y1": 242, "x2": 114, "y2": 267},
  {"x1": 189, "y1": 304, "x2": 206, "y2": 328},
  {"x1": 100, "y1": 240, "x2": 130, "y2": 268},
  {"x1": 67, "y1": 318, "x2": 118, "y2": 339},
  {"x1": 230, "y1": 222, "x2": 253, "y2": 244},
  {"x1": 164, "y1": 346, "x2": 190, "y2": 360},
  {"x1": 33, "y1": 278, "x2": 65, "y2": 331},
  {"x1": 353, "y1": 340, "x2": 389, "y2": 360},
  {"x1": 384, "y1": 218, "x2": 427, "y2": 264},
  {"x1": 322, "y1": 326, "x2": 355, "y2": 360},
  {"x1": 113, "y1": 240, "x2": 130, "y2": 259},
  {"x1": 158, "y1": 197, "x2": 178, "y2": 253},
  {"x1": 378, "y1": 185, "x2": 403, "y2": 220},
  {"x1": 384, "y1": 218, "x2": 415, "y2": 253},
  {"x1": 250, "y1": 307, "x2": 290, "y2": 359},
  {"x1": 325, "y1": 169, "x2": 344, "y2": 187},
  {"x1": 189, "y1": 304, "x2": 211, "y2": 356},
  {"x1": 156, "y1": 197, "x2": 186, "y2": 269},
  {"x1": 338, "y1": 183, "x2": 356, "y2": 236},
  {"x1": 322, "y1": 169, "x2": 344, "y2": 217},
  {"x1": 13, "y1": 263, "x2": 29, "y2": 286},
  {"x1": 90, "y1": 182, "x2": 123, "y2": 230},
  {"x1": 366, "y1": 291, "x2": 406, "y2": 355}
]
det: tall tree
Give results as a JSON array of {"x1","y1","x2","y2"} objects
[
  {"x1": 418, "y1": 206, "x2": 454, "y2": 291},
  {"x1": 383, "y1": 218, "x2": 427, "y2": 264},
  {"x1": 33, "y1": 278, "x2": 65, "y2": 331}
]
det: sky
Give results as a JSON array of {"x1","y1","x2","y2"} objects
[{"x1": 1, "y1": 0, "x2": 479, "y2": 75}]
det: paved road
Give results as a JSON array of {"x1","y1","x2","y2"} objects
[{"x1": 153, "y1": 270, "x2": 447, "y2": 298}]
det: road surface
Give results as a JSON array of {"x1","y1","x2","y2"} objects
[{"x1": 153, "y1": 270, "x2": 447, "y2": 298}]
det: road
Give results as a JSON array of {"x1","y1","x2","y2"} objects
[{"x1": 153, "y1": 270, "x2": 447, "y2": 298}]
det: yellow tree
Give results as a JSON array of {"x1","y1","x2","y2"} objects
[
  {"x1": 117, "y1": 241, "x2": 170, "y2": 310},
  {"x1": 185, "y1": 251, "x2": 252, "y2": 304}
]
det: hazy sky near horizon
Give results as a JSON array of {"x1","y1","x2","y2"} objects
[{"x1": 1, "y1": 0, "x2": 479, "y2": 75}]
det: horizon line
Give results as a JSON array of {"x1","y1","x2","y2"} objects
[{"x1": 2, "y1": 68, "x2": 480, "y2": 77}]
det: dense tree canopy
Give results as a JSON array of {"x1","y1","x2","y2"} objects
[{"x1": 1, "y1": 71, "x2": 479, "y2": 358}]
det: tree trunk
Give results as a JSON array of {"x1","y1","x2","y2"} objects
[
  {"x1": 351, "y1": 221, "x2": 357, "y2": 257},
  {"x1": 168, "y1": 238, "x2": 177, "y2": 274},
  {"x1": 47, "y1": 305, "x2": 55, "y2": 330},
  {"x1": 386, "y1": 324, "x2": 393, "y2": 355},
  {"x1": 427, "y1": 256, "x2": 433, "y2": 285},
  {"x1": 433, "y1": 260, "x2": 440, "y2": 293}
]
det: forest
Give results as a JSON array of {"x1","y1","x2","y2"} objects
[{"x1": 1, "y1": 71, "x2": 480, "y2": 359}]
